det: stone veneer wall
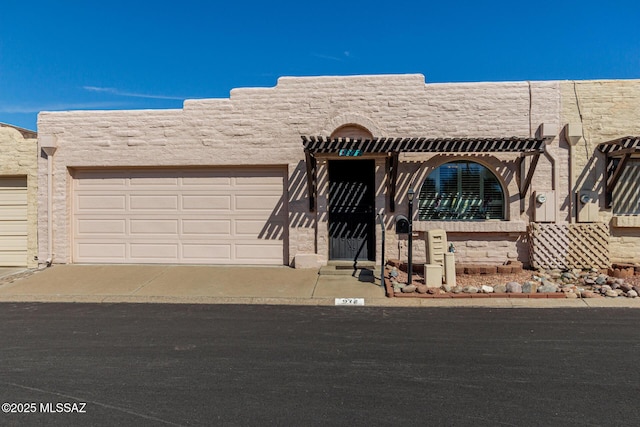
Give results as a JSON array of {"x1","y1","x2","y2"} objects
[
  {"x1": 37, "y1": 74, "x2": 561, "y2": 267},
  {"x1": 561, "y1": 79, "x2": 640, "y2": 264},
  {"x1": 0, "y1": 125, "x2": 38, "y2": 267}
]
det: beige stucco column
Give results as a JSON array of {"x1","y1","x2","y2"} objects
[
  {"x1": 315, "y1": 158, "x2": 329, "y2": 264},
  {"x1": 374, "y1": 157, "x2": 387, "y2": 265}
]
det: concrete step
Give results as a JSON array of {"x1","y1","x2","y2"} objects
[
  {"x1": 327, "y1": 260, "x2": 376, "y2": 269},
  {"x1": 320, "y1": 261, "x2": 378, "y2": 277}
]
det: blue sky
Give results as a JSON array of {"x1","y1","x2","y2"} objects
[{"x1": 1, "y1": 0, "x2": 639, "y2": 131}]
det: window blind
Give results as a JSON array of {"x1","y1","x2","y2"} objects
[{"x1": 418, "y1": 161, "x2": 504, "y2": 221}]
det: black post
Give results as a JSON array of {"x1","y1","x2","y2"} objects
[
  {"x1": 378, "y1": 213, "x2": 385, "y2": 288},
  {"x1": 407, "y1": 188, "x2": 414, "y2": 287}
]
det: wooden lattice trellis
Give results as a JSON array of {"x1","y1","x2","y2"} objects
[{"x1": 529, "y1": 223, "x2": 610, "y2": 270}]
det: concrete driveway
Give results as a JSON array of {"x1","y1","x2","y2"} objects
[{"x1": 0, "y1": 264, "x2": 388, "y2": 305}]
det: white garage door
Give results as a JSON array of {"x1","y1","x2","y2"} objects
[
  {"x1": 72, "y1": 168, "x2": 287, "y2": 264},
  {"x1": 0, "y1": 177, "x2": 28, "y2": 267}
]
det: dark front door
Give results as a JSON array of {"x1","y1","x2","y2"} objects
[{"x1": 328, "y1": 160, "x2": 375, "y2": 261}]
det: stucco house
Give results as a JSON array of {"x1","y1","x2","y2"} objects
[
  {"x1": 35, "y1": 74, "x2": 640, "y2": 270},
  {"x1": 0, "y1": 123, "x2": 38, "y2": 267}
]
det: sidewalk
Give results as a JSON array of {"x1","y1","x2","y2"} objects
[{"x1": 0, "y1": 265, "x2": 639, "y2": 308}]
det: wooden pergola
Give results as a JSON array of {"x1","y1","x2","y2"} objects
[
  {"x1": 598, "y1": 136, "x2": 640, "y2": 207},
  {"x1": 302, "y1": 136, "x2": 546, "y2": 212}
]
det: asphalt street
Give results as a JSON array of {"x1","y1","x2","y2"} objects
[{"x1": 1, "y1": 303, "x2": 639, "y2": 426}]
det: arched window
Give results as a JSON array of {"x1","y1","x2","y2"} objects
[{"x1": 418, "y1": 161, "x2": 505, "y2": 220}]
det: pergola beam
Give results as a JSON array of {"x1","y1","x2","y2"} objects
[
  {"x1": 387, "y1": 153, "x2": 399, "y2": 212},
  {"x1": 304, "y1": 150, "x2": 316, "y2": 211},
  {"x1": 598, "y1": 137, "x2": 640, "y2": 208},
  {"x1": 519, "y1": 152, "x2": 541, "y2": 198}
]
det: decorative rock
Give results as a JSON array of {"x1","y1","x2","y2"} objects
[
  {"x1": 392, "y1": 280, "x2": 404, "y2": 293},
  {"x1": 493, "y1": 284, "x2": 507, "y2": 293},
  {"x1": 452, "y1": 286, "x2": 463, "y2": 294},
  {"x1": 549, "y1": 270, "x2": 562, "y2": 279},
  {"x1": 595, "y1": 275, "x2": 608, "y2": 285},
  {"x1": 619, "y1": 283, "x2": 632, "y2": 292},
  {"x1": 601, "y1": 285, "x2": 612, "y2": 293},
  {"x1": 416, "y1": 284, "x2": 428, "y2": 294},
  {"x1": 442, "y1": 283, "x2": 453, "y2": 293},
  {"x1": 401, "y1": 285, "x2": 417, "y2": 293},
  {"x1": 627, "y1": 290, "x2": 638, "y2": 298},
  {"x1": 634, "y1": 286, "x2": 640, "y2": 295},
  {"x1": 605, "y1": 289, "x2": 618, "y2": 297},
  {"x1": 506, "y1": 282, "x2": 522, "y2": 293},
  {"x1": 538, "y1": 283, "x2": 558, "y2": 293},
  {"x1": 584, "y1": 278, "x2": 596, "y2": 285},
  {"x1": 390, "y1": 268, "x2": 399, "y2": 278},
  {"x1": 427, "y1": 287, "x2": 439, "y2": 295},
  {"x1": 522, "y1": 281, "x2": 538, "y2": 294},
  {"x1": 581, "y1": 290, "x2": 597, "y2": 298},
  {"x1": 481, "y1": 285, "x2": 494, "y2": 293},
  {"x1": 536, "y1": 271, "x2": 548, "y2": 278},
  {"x1": 566, "y1": 292, "x2": 578, "y2": 299},
  {"x1": 462, "y1": 286, "x2": 479, "y2": 294}
]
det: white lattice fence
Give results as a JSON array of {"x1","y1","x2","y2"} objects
[{"x1": 529, "y1": 223, "x2": 610, "y2": 270}]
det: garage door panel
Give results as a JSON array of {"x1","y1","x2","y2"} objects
[
  {"x1": 235, "y1": 219, "x2": 284, "y2": 238},
  {"x1": 236, "y1": 195, "x2": 282, "y2": 211},
  {"x1": 182, "y1": 175, "x2": 232, "y2": 187},
  {"x1": 74, "y1": 176, "x2": 127, "y2": 188},
  {"x1": 76, "y1": 219, "x2": 126, "y2": 236},
  {"x1": 235, "y1": 173, "x2": 282, "y2": 185},
  {"x1": 182, "y1": 195, "x2": 231, "y2": 211},
  {"x1": 130, "y1": 243, "x2": 179, "y2": 259},
  {"x1": 1, "y1": 236, "x2": 27, "y2": 250},
  {"x1": 235, "y1": 243, "x2": 284, "y2": 262},
  {"x1": 0, "y1": 221, "x2": 27, "y2": 235},
  {"x1": 130, "y1": 195, "x2": 178, "y2": 210},
  {"x1": 252, "y1": 222, "x2": 285, "y2": 240},
  {"x1": 73, "y1": 168, "x2": 286, "y2": 264},
  {"x1": 0, "y1": 253, "x2": 28, "y2": 266},
  {"x1": 0, "y1": 193, "x2": 27, "y2": 204},
  {"x1": 182, "y1": 219, "x2": 231, "y2": 235},
  {"x1": 76, "y1": 243, "x2": 126, "y2": 260},
  {"x1": 182, "y1": 244, "x2": 232, "y2": 261},
  {"x1": 129, "y1": 175, "x2": 179, "y2": 187},
  {"x1": 0, "y1": 251, "x2": 26, "y2": 264},
  {"x1": 130, "y1": 219, "x2": 179, "y2": 235},
  {"x1": 77, "y1": 195, "x2": 126, "y2": 211},
  {"x1": 0, "y1": 206, "x2": 27, "y2": 221}
]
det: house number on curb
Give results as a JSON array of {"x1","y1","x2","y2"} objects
[{"x1": 334, "y1": 298, "x2": 365, "y2": 306}]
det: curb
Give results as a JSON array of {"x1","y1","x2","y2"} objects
[{"x1": 2, "y1": 294, "x2": 639, "y2": 308}]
